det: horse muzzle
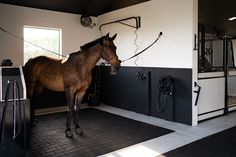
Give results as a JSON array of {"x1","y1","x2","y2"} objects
[{"x1": 110, "y1": 60, "x2": 121, "y2": 75}]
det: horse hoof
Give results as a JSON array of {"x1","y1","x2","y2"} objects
[
  {"x1": 75, "y1": 128, "x2": 83, "y2": 136},
  {"x1": 65, "y1": 130, "x2": 73, "y2": 138}
]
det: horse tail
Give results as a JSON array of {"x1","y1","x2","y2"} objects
[
  {"x1": 23, "y1": 58, "x2": 38, "y2": 125},
  {"x1": 23, "y1": 59, "x2": 33, "y2": 83}
]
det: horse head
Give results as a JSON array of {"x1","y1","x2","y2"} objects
[{"x1": 100, "y1": 33, "x2": 121, "y2": 75}]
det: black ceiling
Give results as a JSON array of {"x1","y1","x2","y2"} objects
[
  {"x1": 199, "y1": 0, "x2": 236, "y2": 36},
  {"x1": 1, "y1": 0, "x2": 236, "y2": 35},
  {"x1": 0, "y1": 0, "x2": 150, "y2": 16}
]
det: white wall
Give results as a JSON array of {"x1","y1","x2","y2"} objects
[
  {"x1": 0, "y1": 3, "x2": 99, "y2": 66},
  {"x1": 192, "y1": 0, "x2": 198, "y2": 126},
  {"x1": 98, "y1": 0, "x2": 196, "y2": 68},
  {"x1": 0, "y1": 1, "x2": 196, "y2": 68}
]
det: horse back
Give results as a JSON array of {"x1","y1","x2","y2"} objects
[{"x1": 23, "y1": 56, "x2": 64, "y2": 89}]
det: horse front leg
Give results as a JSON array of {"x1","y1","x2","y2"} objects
[
  {"x1": 65, "y1": 88, "x2": 75, "y2": 138},
  {"x1": 27, "y1": 85, "x2": 36, "y2": 127},
  {"x1": 74, "y1": 91, "x2": 85, "y2": 135}
]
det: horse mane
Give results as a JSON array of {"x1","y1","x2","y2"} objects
[{"x1": 80, "y1": 36, "x2": 105, "y2": 50}]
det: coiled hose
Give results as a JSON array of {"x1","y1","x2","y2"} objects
[{"x1": 157, "y1": 75, "x2": 174, "y2": 113}]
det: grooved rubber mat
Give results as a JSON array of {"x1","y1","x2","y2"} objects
[
  {"x1": 158, "y1": 126, "x2": 236, "y2": 157},
  {"x1": 31, "y1": 108, "x2": 173, "y2": 157}
]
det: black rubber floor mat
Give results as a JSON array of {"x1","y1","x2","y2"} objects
[
  {"x1": 158, "y1": 126, "x2": 236, "y2": 157},
  {"x1": 31, "y1": 108, "x2": 173, "y2": 157}
]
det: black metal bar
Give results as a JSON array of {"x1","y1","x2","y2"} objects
[
  {"x1": 193, "y1": 34, "x2": 198, "y2": 50},
  {"x1": 201, "y1": 27, "x2": 206, "y2": 72},
  {"x1": 118, "y1": 21, "x2": 137, "y2": 29},
  {"x1": 198, "y1": 107, "x2": 224, "y2": 116},
  {"x1": 198, "y1": 76, "x2": 225, "y2": 80},
  {"x1": 147, "y1": 71, "x2": 152, "y2": 116},
  {"x1": 223, "y1": 36, "x2": 229, "y2": 115},
  {"x1": 229, "y1": 40, "x2": 236, "y2": 69},
  {"x1": 99, "y1": 16, "x2": 141, "y2": 31}
]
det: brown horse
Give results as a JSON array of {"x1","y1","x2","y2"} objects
[{"x1": 23, "y1": 33, "x2": 120, "y2": 138}]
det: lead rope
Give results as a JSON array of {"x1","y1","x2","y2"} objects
[
  {"x1": 1, "y1": 26, "x2": 163, "y2": 64},
  {"x1": 121, "y1": 32, "x2": 163, "y2": 63}
]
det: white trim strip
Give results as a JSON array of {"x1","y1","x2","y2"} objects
[
  {"x1": 19, "y1": 66, "x2": 27, "y2": 99},
  {"x1": 229, "y1": 105, "x2": 236, "y2": 112},
  {"x1": 198, "y1": 110, "x2": 224, "y2": 121},
  {"x1": 198, "y1": 72, "x2": 224, "y2": 79}
]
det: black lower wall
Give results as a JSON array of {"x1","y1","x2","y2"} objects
[
  {"x1": 100, "y1": 66, "x2": 192, "y2": 125},
  {"x1": 34, "y1": 87, "x2": 93, "y2": 109}
]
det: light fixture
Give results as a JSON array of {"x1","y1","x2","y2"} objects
[{"x1": 228, "y1": 17, "x2": 236, "y2": 21}]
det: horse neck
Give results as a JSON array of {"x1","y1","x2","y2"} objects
[{"x1": 80, "y1": 46, "x2": 102, "y2": 71}]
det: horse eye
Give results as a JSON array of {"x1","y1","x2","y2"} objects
[{"x1": 109, "y1": 45, "x2": 116, "y2": 51}]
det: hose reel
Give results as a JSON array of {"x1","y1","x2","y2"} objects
[{"x1": 156, "y1": 75, "x2": 174, "y2": 113}]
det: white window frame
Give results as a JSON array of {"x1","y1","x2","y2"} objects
[{"x1": 23, "y1": 26, "x2": 62, "y2": 63}]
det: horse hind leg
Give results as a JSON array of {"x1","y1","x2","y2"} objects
[
  {"x1": 30, "y1": 83, "x2": 43, "y2": 127},
  {"x1": 27, "y1": 83, "x2": 35, "y2": 126},
  {"x1": 73, "y1": 91, "x2": 85, "y2": 136},
  {"x1": 26, "y1": 81, "x2": 37, "y2": 126}
]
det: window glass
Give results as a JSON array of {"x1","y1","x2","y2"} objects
[{"x1": 24, "y1": 26, "x2": 61, "y2": 63}]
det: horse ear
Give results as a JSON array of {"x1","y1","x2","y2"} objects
[
  {"x1": 105, "y1": 33, "x2": 109, "y2": 38},
  {"x1": 111, "y1": 34, "x2": 117, "y2": 40}
]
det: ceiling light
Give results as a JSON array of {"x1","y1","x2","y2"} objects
[{"x1": 228, "y1": 17, "x2": 236, "y2": 21}]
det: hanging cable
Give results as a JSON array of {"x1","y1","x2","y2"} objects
[
  {"x1": 99, "y1": 28, "x2": 103, "y2": 37},
  {"x1": 1, "y1": 26, "x2": 162, "y2": 65},
  {"x1": 122, "y1": 32, "x2": 163, "y2": 63},
  {"x1": 133, "y1": 29, "x2": 139, "y2": 66}
]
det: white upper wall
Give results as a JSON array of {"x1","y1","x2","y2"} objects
[
  {"x1": 98, "y1": 0, "x2": 196, "y2": 68},
  {"x1": 0, "y1": 1, "x2": 197, "y2": 68},
  {"x1": 0, "y1": 3, "x2": 99, "y2": 66}
]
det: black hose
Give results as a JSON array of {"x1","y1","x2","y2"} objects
[
  {"x1": 0, "y1": 80, "x2": 22, "y2": 149},
  {"x1": 122, "y1": 32, "x2": 163, "y2": 63},
  {"x1": 14, "y1": 81, "x2": 21, "y2": 139},
  {"x1": 0, "y1": 81, "x2": 12, "y2": 148},
  {"x1": 16, "y1": 80, "x2": 27, "y2": 155},
  {"x1": 156, "y1": 75, "x2": 174, "y2": 113}
]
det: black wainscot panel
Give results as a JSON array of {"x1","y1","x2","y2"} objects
[{"x1": 100, "y1": 66, "x2": 192, "y2": 125}]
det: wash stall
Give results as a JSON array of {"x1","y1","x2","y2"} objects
[{"x1": 0, "y1": 66, "x2": 31, "y2": 157}]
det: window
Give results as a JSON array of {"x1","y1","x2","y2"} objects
[{"x1": 23, "y1": 26, "x2": 61, "y2": 63}]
